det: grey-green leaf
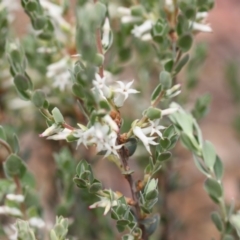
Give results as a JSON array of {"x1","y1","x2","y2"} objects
[
  {"x1": 204, "y1": 178, "x2": 222, "y2": 200},
  {"x1": 202, "y1": 141, "x2": 216, "y2": 170},
  {"x1": 211, "y1": 212, "x2": 223, "y2": 231}
]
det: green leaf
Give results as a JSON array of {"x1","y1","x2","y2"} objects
[
  {"x1": 72, "y1": 83, "x2": 85, "y2": 98},
  {"x1": 174, "y1": 54, "x2": 189, "y2": 74},
  {"x1": 214, "y1": 156, "x2": 224, "y2": 180},
  {"x1": 26, "y1": 1, "x2": 37, "y2": 11},
  {"x1": 211, "y1": 212, "x2": 223, "y2": 231},
  {"x1": 33, "y1": 16, "x2": 47, "y2": 30},
  {"x1": 177, "y1": 34, "x2": 193, "y2": 52},
  {"x1": 223, "y1": 235, "x2": 234, "y2": 240},
  {"x1": 145, "y1": 189, "x2": 158, "y2": 200},
  {"x1": 4, "y1": 154, "x2": 27, "y2": 178},
  {"x1": 99, "y1": 100, "x2": 110, "y2": 111},
  {"x1": 204, "y1": 178, "x2": 222, "y2": 200},
  {"x1": 140, "y1": 214, "x2": 160, "y2": 237},
  {"x1": 14, "y1": 74, "x2": 30, "y2": 92},
  {"x1": 151, "y1": 83, "x2": 162, "y2": 103},
  {"x1": 164, "y1": 59, "x2": 174, "y2": 72},
  {"x1": 111, "y1": 209, "x2": 119, "y2": 220},
  {"x1": 180, "y1": 133, "x2": 199, "y2": 153},
  {"x1": 32, "y1": 90, "x2": 46, "y2": 108},
  {"x1": 145, "y1": 107, "x2": 162, "y2": 120},
  {"x1": 202, "y1": 141, "x2": 216, "y2": 170},
  {"x1": 117, "y1": 219, "x2": 129, "y2": 226},
  {"x1": 157, "y1": 152, "x2": 172, "y2": 161},
  {"x1": 89, "y1": 182, "x2": 102, "y2": 193},
  {"x1": 230, "y1": 214, "x2": 240, "y2": 237},
  {"x1": 193, "y1": 155, "x2": 210, "y2": 177},
  {"x1": 13, "y1": 134, "x2": 20, "y2": 154},
  {"x1": 124, "y1": 138, "x2": 137, "y2": 157},
  {"x1": 159, "y1": 138, "x2": 171, "y2": 150},
  {"x1": 52, "y1": 107, "x2": 64, "y2": 124},
  {"x1": 0, "y1": 126, "x2": 6, "y2": 140},
  {"x1": 163, "y1": 125, "x2": 175, "y2": 138},
  {"x1": 159, "y1": 71, "x2": 172, "y2": 90},
  {"x1": 116, "y1": 223, "x2": 126, "y2": 233}
]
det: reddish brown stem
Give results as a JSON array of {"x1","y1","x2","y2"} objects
[
  {"x1": 14, "y1": 175, "x2": 27, "y2": 219},
  {"x1": 62, "y1": 123, "x2": 75, "y2": 130}
]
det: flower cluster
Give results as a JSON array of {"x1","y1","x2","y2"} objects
[
  {"x1": 118, "y1": 5, "x2": 212, "y2": 42},
  {"x1": 133, "y1": 108, "x2": 178, "y2": 154}
]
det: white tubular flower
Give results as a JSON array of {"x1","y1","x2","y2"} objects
[
  {"x1": 47, "y1": 128, "x2": 72, "y2": 140},
  {"x1": 141, "y1": 33, "x2": 152, "y2": 41},
  {"x1": 89, "y1": 196, "x2": 118, "y2": 215},
  {"x1": 74, "y1": 122, "x2": 121, "y2": 157},
  {"x1": 121, "y1": 16, "x2": 142, "y2": 24},
  {"x1": 196, "y1": 12, "x2": 208, "y2": 20},
  {"x1": 47, "y1": 58, "x2": 71, "y2": 91},
  {"x1": 117, "y1": 7, "x2": 131, "y2": 16},
  {"x1": 0, "y1": 206, "x2": 22, "y2": 217},
  {"x1": 102, "y1": 18, "x2": 113, "y2": 52},
  {"x1": 113, "y1": 80, "x2": 139, "y2": 107},
  {"x1": 6, "y1": 194, "x2": 24, "y2": 203},
  {"x1": 3, "y1": 224, "x2": 17, "y2": 240},
  {"x1": 103, "y1": 131, "x2": 122, "y2": 157},
  {"x1": 166, "y1": 84, "x2": 181, "y2": 98},
  {"x1": 131, "y1": 20, "x2": 153, "y2": 38},
  {"x1": 39, "y1": 124, "x2": 62, "y2": 137},
  {"x1": 29, "y1": 217, "x2": 45, "y2": 229},
  {"x1": 133, "y1": 126, "x2": 158, "y2": 154},
  {"x1": 103, "y1": 115, "x2": 119, "y2": 132},
  {"x1": 191, "y1": 22, "x2": 212, "y2": 33},
  {"x1": 39, "y1": 0, "x2": 71, "y2": 31},
  {"x1": 165, "y1": 0, "x2": 175, "y2": 13},
  {"x1": 161, "y1": 107, "x2": 179, "y2": 116},
  {"x1": 141, "y1": 120, "x2": 165, "y2": 138},
  {"x1": 93, "y1": 73, "x2": 111, "y2": 98}
]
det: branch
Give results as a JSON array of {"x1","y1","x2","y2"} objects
[{"x1": 117, "y1": 139, "x2": 148, "y2": 240}]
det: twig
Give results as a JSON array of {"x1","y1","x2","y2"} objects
[
  {"x1": 0, "y1": 139, "x2": 13, "y2": 155},
  {"x1": 117, "y1": 139, "x2": 147, "y2": 240},
  {"x1": 14, "y1": 175, "x2": 27, "y2": 219}
]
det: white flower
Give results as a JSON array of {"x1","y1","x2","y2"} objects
[
  {"x1": 103, "y1": 115, "x2": 119, "y2": 132},
  {"x1": 39, "y1": 124, "x2": 62, "y2": 137},
  {"x1": 3, "y1": 224, "x2": 17, "y2": 240},
  {"x1": 166, "y1": 84, "x2": 181, "y2": 98},
  {"x1": 131, "y1": 20, "x2": 153, "y2": 38},
  {"x1": 101, "y1": 18, "x2": 113, "y2": 51},
  {"x1": 196, "y1": 12, "x2": 208, "y2": 20},
  {"x1": 113, "y1": 80, "x2": 139, "y2": 107},
  {"x1": 133, "y1": 126, "x2": 158, "y2": 154},
  {"x1": 6, "y1": 194, "x2": 24, "y2": 203},
  {"x1": 47, "y1": 128, "x2": 72, "y2": 140},
  {"x1": 29, "y1": 217, "x2": 45, "y2": 228},
  {"x1": 141, "y1": 120, "x2": 165, "y2": 138},
  {"x1": 165, "y1": 0, "x2": 175, "y2": 13},
  {"x1": 141, "y1": 33, "x2": 152, "y2": 41},
  {"x1": 37, "y1": 47, "x2": 57, "y2": 54},
  {"x1": 73, "y1": 122, "x2": 121, "y2": 157},
  {"x1": 89, "y1": 196, "x2": 118, "y2": 215},
  {"x1": 117, "y1": 7, "x2": 131, "y2": 16},
  {"x1": 161, "y1": 107, "x2": 179, "y2": 116},
  {"x1": 93, "y1": 73, "x2": 111, "y2": 98},
  {"x1": 39, "y1": 0, "x2": 71, "y2": 31},
  {"x1": 192, "y1": 22, "x2": 212, "y2": 33},
  {"x1": 121, "y1": 16, "x2": 142, "y2": 24},
  {"x1": 47, "y1": 58, "x2": 71, "y2": 91},
  {"x1": 0, "y1": 206, "x2": 22, "y2": 217}
]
